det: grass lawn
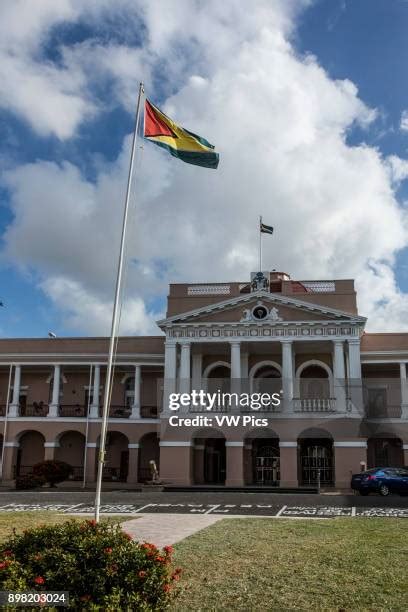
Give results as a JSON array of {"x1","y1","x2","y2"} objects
[
  {"x1": 0, "y1": 512, "x2": 131, "y2": 541},
  {"x1": 173, "y1": 518, "x2": 408, "y2": 611}
]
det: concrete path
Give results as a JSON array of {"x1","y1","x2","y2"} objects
[{"x1": 122, "y1": 513, "x2": 222, "y2": 548}]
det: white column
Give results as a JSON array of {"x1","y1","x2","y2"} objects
[
  {"x1": 400, "y1": 362, "x2": 408, "y2": 419},
  {"x1": 281, "y1": 340, "x2": 293, "y2": 411},
  {"x1": 131, "y1": 365, "x2": 141, "y2": 419},
  {"x1": 230, "y1": 341, "x2": 241, "y2": 398},
  {"x1": 89, "y1": 365, "x2": 100, "y2": 419},
  {"x1": 192, "y1": 352, "x2": 203, "y2": 391},
  {"x1": 333, "y1": 340, "x2": 346, "y2": 411},
  {"x1": 48, "y1": 364, "x2": 60, "y2": 417},
  {"x1": 348, "y1": 339, "x2": 361, "y2": 379},
  {"x1": 9, "y1": 365, "x2": 21, "y2": 417},
  {"x1": 179, "y1": 342, "x2": 191, "y2": 397},
  {"x1": 241, "y1": 348, "x2": 249, "y2": 392},
  {"x1": 163, "y1": 341, "x2": 177, "y2": 415},
  {"x1": 347, "y1": 338, "x2": 363, "y2": 415}
]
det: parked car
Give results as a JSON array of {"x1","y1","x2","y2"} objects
[{"x1": 351, "y1": 467, "x2": 408, "y2": 496}]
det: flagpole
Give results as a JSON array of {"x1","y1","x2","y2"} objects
[
  {"x1": 259, "y1": 215, "x2": 262, "y2": 272},
  {"x1": 94, "y1": 81, "x2": 144, "y2": 522}
]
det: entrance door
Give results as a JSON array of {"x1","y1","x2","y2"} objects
[
  {"x1": 204, "y1": 439, "x2": 226, "y2": 484},
  {"x1": 255, "y1": 445, "x2": 280, "y2": 485},
  {"x1": 300, "y1": 442, "x2": 333, "y2": 485}
]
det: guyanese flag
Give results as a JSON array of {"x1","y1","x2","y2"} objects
[{"x1": 144, "y1": 99, "x2": 219, "y2": 169}]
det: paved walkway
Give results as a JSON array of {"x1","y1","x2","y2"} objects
[{"x1": 122, "y1": 513, "x2": 222, "y2": 547}]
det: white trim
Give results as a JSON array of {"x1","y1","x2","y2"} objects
[
  {"x1": 44, "y1": 442, "x2": 60, "y2": 448},
  {"x1": 4, "y1": 442, "x2": 19, "y2": 447},
  {"x1": 159, "y1": 441, "x2": 191, "y2": 447},
  {"x1": 279, "y1": 441, "x2": 297, "y2": 448},
  {"x1": 296, "y1": 359, "x2": 332, "y2": 379},
  {"x1": 333, "y1": 441, "x2": 367, "y2": 448},
  {"x1": 403, "y1": 444, "x2": 408, "y2": 451},
  {"x1": 157, "y1": 289, "x2": 366, "y2": 326},
  {"x1": 86, "y1": 442, "x2": 97, "y2": 448},
  {"x1": 225, "y1": 441, "x2": 244, "y2": 447},
  {"x1": 128, "y1": 443, "x2": 140, "y2": 449},
  {"x1": 203, "y1": 361, "x2": 231, "y2": 378},
  {"x1": 249, "y1": 360, "x2": 282, "y2": 379}
]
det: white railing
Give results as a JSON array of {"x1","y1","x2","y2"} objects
[
  {"x1": 300, "y1": 281, "x2": 335, "y2": 293},
  {"x1": 293, "y1": 398, "x2": 336, "y2": 412},
  {"x1": 187, "y1": 284, "x2": 231, "y2": 296}
]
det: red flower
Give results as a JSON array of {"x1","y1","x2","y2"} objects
[
  {"x1": 141, "y1": 542, "x2": 157, "y2": 552},
  {"x1": 3, "y1": 550, "x2": 12, "y2": 557},
  {"x1": 87, "y1": 520, "x2": 97, "y2": 527},
  {"x1": 156, "y1": 555, "x2": 167, "y2": 563},
  {"x1": 164, "y1": 545, "x2": 174, "y2": 555},
  {"x1": 104, "y1": 547, "x2": 113, "y2": 554},
  {"x1": 138, "y1": 570, "x2": 147, "y2": 578},
  {"x1": 174, "y1": 567, "x2": 182, "y2": 575},
  {"x1": 34, "y1": 576, "x2": 45, "y2": 585},
  {"x1": 34, "y1": 554, "x2": 42, "y2": 561},
  {"x1": 163, "y1": 584, "x2": 172, "y2": 593},
  {"x1": 0, "y1": 561, "x2": 10, "y2": 569},
  {"x1": 171, "y1": 573, "x2": 180, "y2": 581},
  {"x1": 124, "y1": 533, "x2": 132, "y2": 541}
]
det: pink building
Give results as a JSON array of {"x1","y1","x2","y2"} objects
[{"x1": 0, "y1": 271, "x2": 407, "y2": 489}]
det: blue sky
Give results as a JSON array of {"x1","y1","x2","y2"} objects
[{"x1": 0, "y1": 0, "x2": 408, "y2": 337}]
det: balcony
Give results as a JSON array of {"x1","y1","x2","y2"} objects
[
  {"x1": 365, "y1": 404, "x2": 402, "y2": 419},
  {"x1": 140, "y1": 405, "x2": 158, "y2": 418},
  {"x1": 293, "y1": 398, "x2": 336, "y2": 413},
  {"x1": 21, "y1": 403, "x2": 49, "y2": 417},
  {"x1": 59, "y1": 404, "x2": 87, "y2": 417}
]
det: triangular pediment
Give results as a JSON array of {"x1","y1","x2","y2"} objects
[{"x1": 157, "y1": 290, "x2": 366, "y2": 328}]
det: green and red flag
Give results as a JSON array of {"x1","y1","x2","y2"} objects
[{"x1": 144, "y1": 99, "x2": 219, "y2": 169}]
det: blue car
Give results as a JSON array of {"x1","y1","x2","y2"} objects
[{"x1": 351, "y1": 467, "x2": 408, "y2": 496}]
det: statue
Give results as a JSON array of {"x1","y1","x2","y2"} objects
[
  {"x1": 240, "y1": 308, "x2": 252, "y2": 322},
  {"x1": 149, "y1": 459, "x2": 160, "y2": 484},
  {"x1": 251, "y1": 272, "x2": 269, "y2": 291},
  {"x1": 267, "y1": 306, "x2": 283, "y2": 322}
]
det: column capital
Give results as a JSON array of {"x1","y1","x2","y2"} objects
[
  {"x1": 333, "y1": 339, "x2": 344, "y2": 346},
  {"x1": 280, "y1": 338, "x2": 294, "y2": 345},
  {"x1": 229, "y1": 340, "x2": 241, "y2": 346},
  {"x1": 348, "y1": 338, "x2": 360, "y2": 345}
]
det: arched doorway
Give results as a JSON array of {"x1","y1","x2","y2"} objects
[
  {"x1": 138, "y1": 432, "x2": 160, "y2": 482},
  {"x1": 298, "y1": 363, "x2": 332, "y2": 411},
  {"x1": 193, "y1": 429, "x2": 226, "y2": 484},
  {"x1": 251, "y1": 362, "x2": 282, "y2": 404},
  {"x1": 15, "y1": 431, "x2": 45, "y2": 477},
  {"x1": 204, "y1": 363, "x2": 231, "y2": 397},
  {"x1": 244, "y1": 429, "x2": 280, "y2": 485},
  {"x1": 96, "y1": 432, "x2": 129, "y2": 482},
  {"x1": 367, "y1": 436, "x2": 404, "y2": 468},
  {"x1": 298, "y1": 428, "x2": 334, "y2": 486},
  {"x1": 55, "y1": 431, "x2": 85, "y2": 480}
]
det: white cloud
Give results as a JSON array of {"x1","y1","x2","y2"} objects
[
  {"x1": 2, "y1": 0, "x2": 408, "y2": 334},
  {"x1": 400, "y1": 109, "x2": 408, "y2": 132},
  {"x1": 41, "y1": 276, "x2": 163, "y2": 336}
]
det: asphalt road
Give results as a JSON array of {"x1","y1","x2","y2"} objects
[{"x1": 0, "y1": 490, "x2": 407, "y2": 517}]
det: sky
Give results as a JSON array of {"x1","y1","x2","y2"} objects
[{"x1": 0, "y1": 0, "x2": 408, "y2": 338}]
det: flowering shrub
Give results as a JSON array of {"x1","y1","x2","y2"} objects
[
  {"x1": 0, "y1": 520, "x2": 181, "y2": 610},
  {"x1": 32, "y1": 460, "x2": 73, "y2": 486}
]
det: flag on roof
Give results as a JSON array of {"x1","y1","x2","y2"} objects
[
  {"x1": 260, "y1": 221, "x2": 274, "y2": 235},
  {"x1": 144, "y1": 99, "x2": 219, "y2": 169}
]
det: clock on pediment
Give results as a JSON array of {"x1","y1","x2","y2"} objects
[{"x1": 240, "y1": 301, "x2": 283, "y2": 323}]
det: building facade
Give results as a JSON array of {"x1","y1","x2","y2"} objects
[{"x1": 0, "y1": 271, "x2": 407, "y2": 489}]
